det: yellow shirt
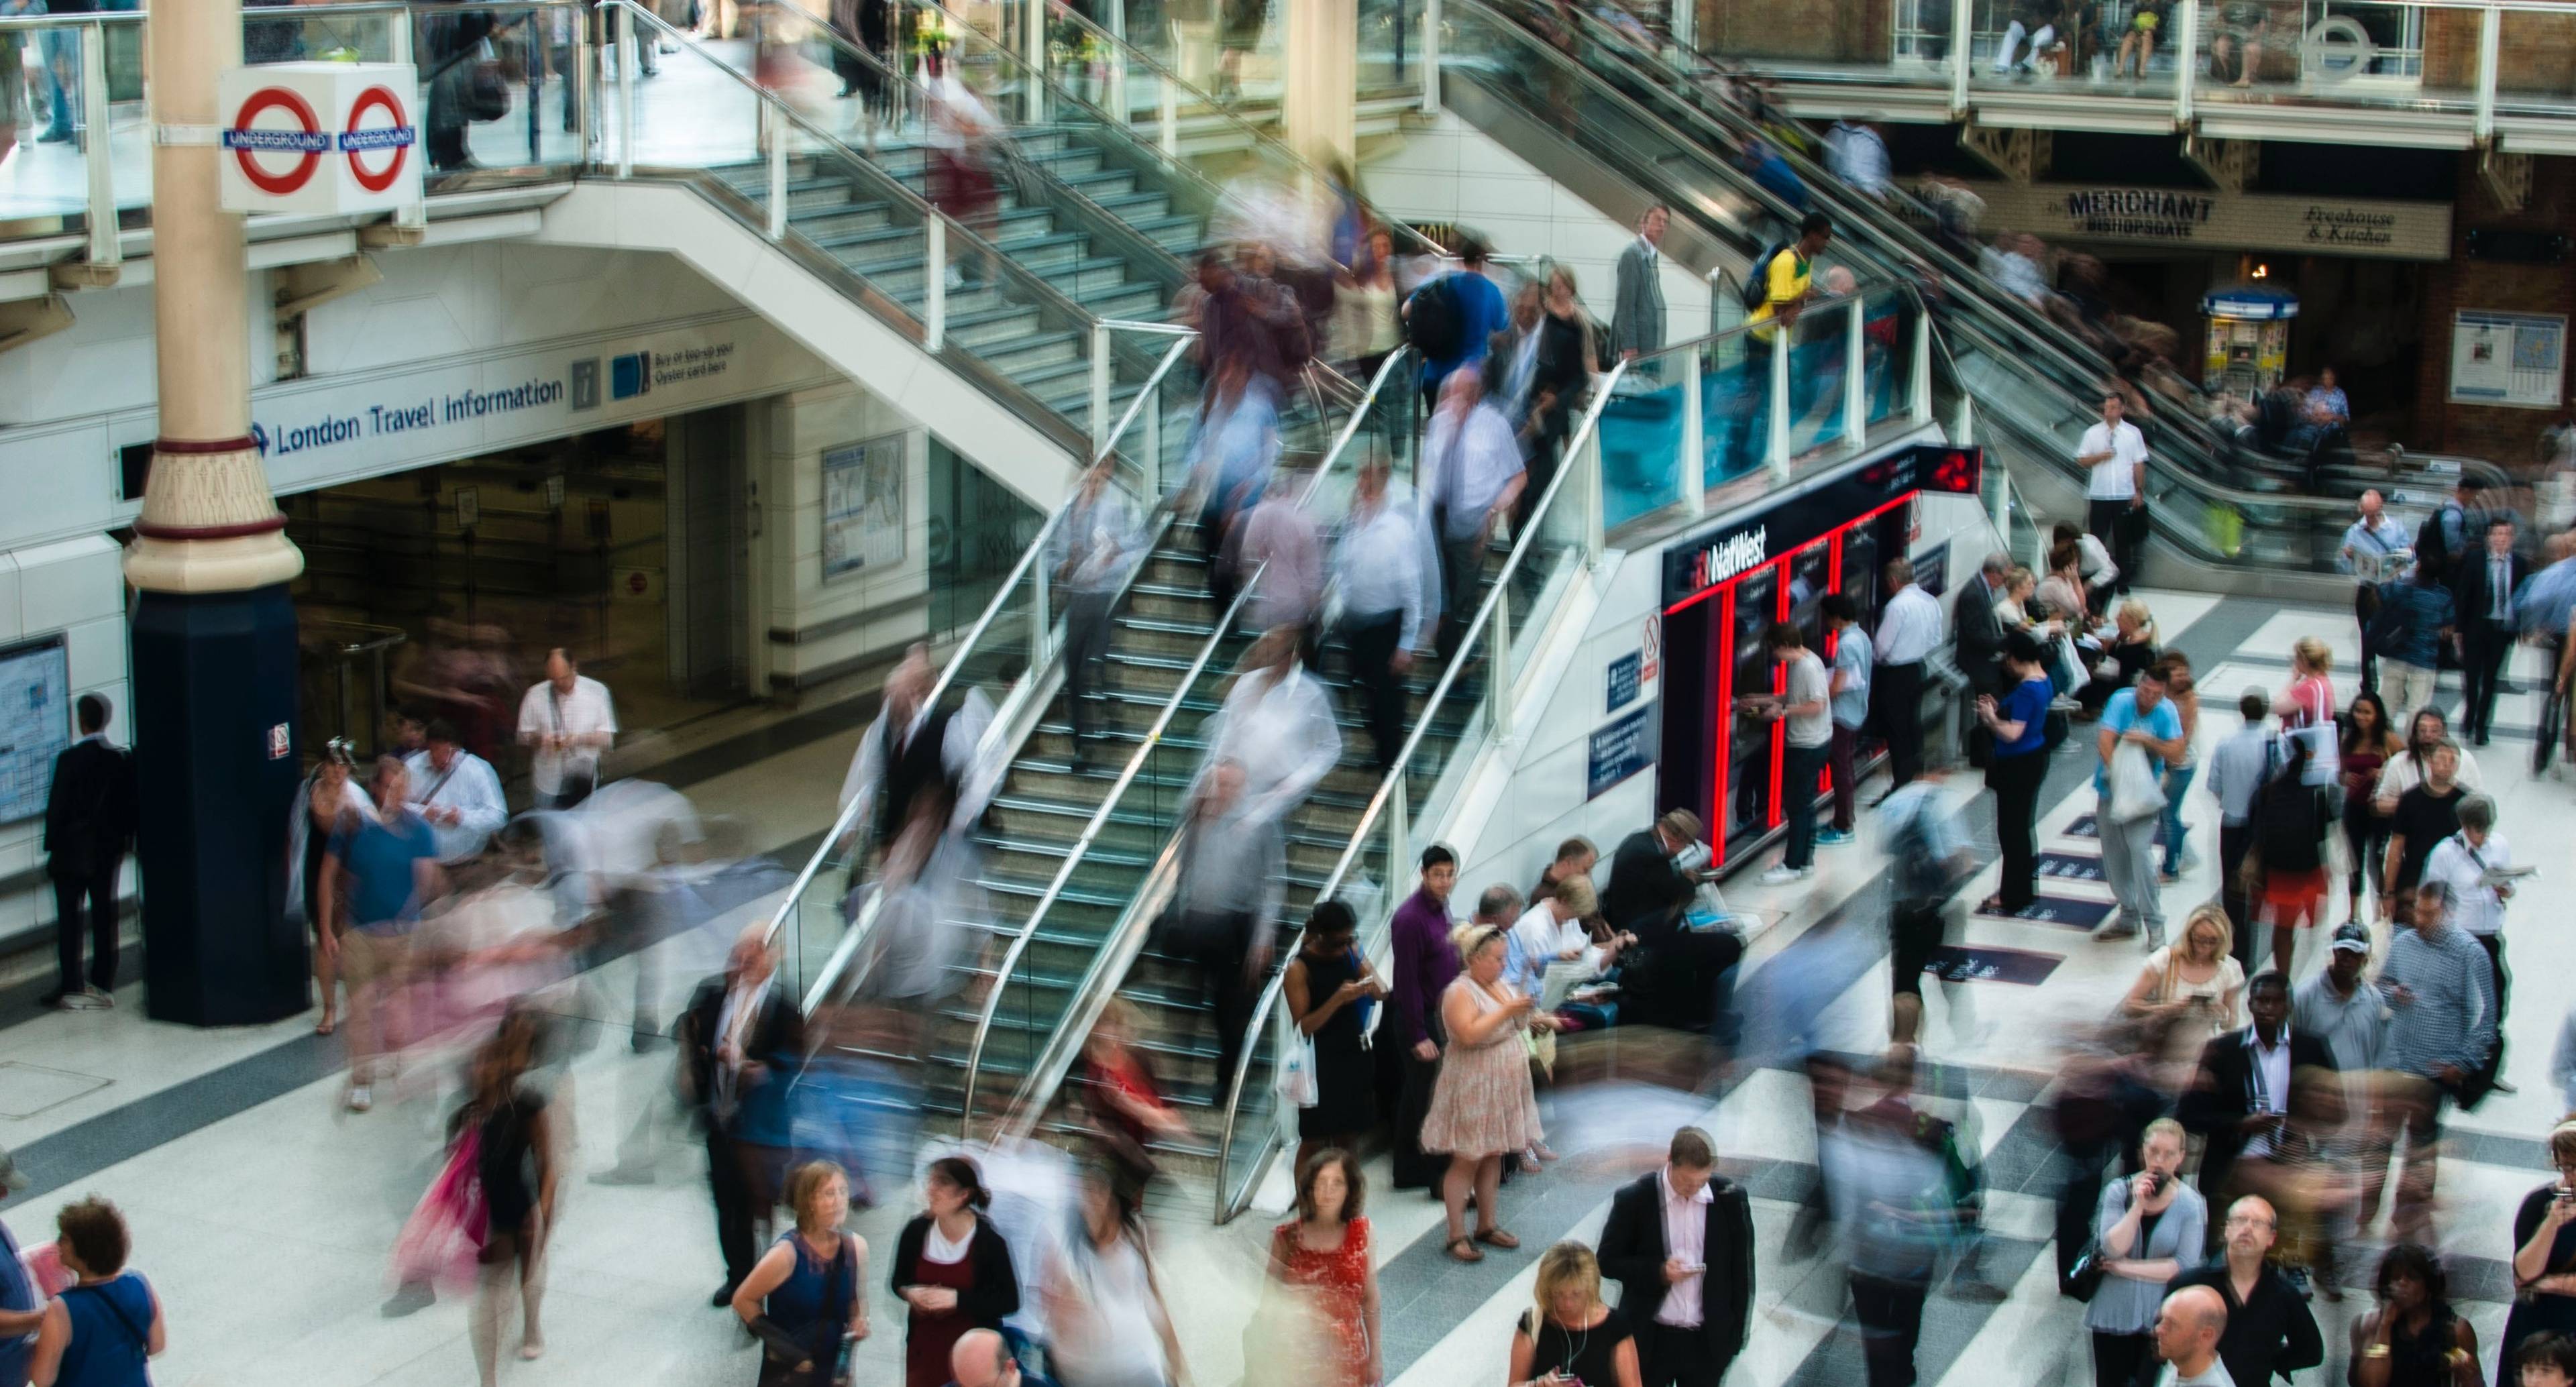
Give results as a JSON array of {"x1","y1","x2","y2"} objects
[{"x1": 1747, "y1": 249, "x2": 1812, "y2": 342}]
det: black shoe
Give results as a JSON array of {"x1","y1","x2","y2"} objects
[
  {"x1": 35, "y1": 128, "x2": 70, "y2": 145},
  {"x1": 2475, "y1": 732, "x2": 2491, "y2": 746},
  {"x1": 711, "y1": 1282, "x2": 739, "y2": 1308}
]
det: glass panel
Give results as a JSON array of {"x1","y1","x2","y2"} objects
[
  {"x1": 417, "y1": 5, "x2": 587, "y2": 176},
  {"x1": 1596, "y1": 353, "x2": 1690, "y2": 531},
  {"x1": 1865, "y1": 288, "x2": 1912, "y2": 429},
  {"x1": 1701, "y1": 330, "x2": 1760, "y2": 491},
  {"x1": 2192, "y1": 0, "x2": 2473, "y2": 112},
  {"x1": 1787, "y1": 298, "x2": 1853, "y2": 459},
  {"x1": 1356, "y1": 0, "x2": 1425, "y2": 97}
]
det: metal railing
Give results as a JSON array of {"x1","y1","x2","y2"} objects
[{"x1": 953, "y1": 345, "x2": 1417, "y2": 1135}]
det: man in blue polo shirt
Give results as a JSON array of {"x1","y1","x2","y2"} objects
[
  {"x1": 2094, "y1": 655, "x2": 2186, "y2": 948},
  {"x1": 320, "y1": 756, "x2": 445, "y2": 1113}
]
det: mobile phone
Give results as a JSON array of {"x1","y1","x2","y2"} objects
[{"x1": 2146, "y1": 1172, "x2": 2169, "y2": 1196}]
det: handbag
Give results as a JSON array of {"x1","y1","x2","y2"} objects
[
  {"x1": 390, "y1": 1127, "x2": 490, "y2": 1294},
  {"x1": 2065, "y1": 1237, "x2": 2108, "y2": 1302}
]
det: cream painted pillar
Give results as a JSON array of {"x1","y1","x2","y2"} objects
[
  {"x1": 122, "y1": 0, "x2": 311, "y2": 1026},
  {"x1": 1284, "y1": 0, "x2": 1357, "y2": 172}
]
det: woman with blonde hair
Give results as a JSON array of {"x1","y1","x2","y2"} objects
[
  {"x1": 735, "y1": 1160, "x2": 868, "y2": 1386},
  {"x1": 2084, "y1": 1118, "x2": 2205, "y2": 1387},
  {"x1": 2120, "y1": 904, "x2": 2243, "y2": 1036},
  {"x1": 1421, "y1": 926, "x2": 1553, "y2": 1262},
  {"x1": 2278, "y1": 636, "x2": 2336, "y2": 730},
  {"x1": 2077, "y1": 597, "x2": 2160, "y2": 718},
  {"x1": 1509, "y1": 1241, "x2": 1642, "y2": 1387}
]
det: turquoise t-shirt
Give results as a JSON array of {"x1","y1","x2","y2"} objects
[{"x1": 2094, "y1": 687, "x2": 2182, "y2": 795}]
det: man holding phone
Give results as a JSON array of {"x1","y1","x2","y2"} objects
[
  {"x1": 1596, "y1": 1128, "x2": 1755, "y2": 1387},
  {"x1": 2177, "y1": 972, "x2": 2337, "y2": 1254}
]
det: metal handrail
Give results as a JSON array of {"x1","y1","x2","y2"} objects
[
  {"x1": 955, "y1": 345, "x2": 1415, "y2": 1134},
  {"x1": 763, "y1": 332, "x2": 1197, "y2": 1004},
  {"x1": 1206, "y1": 349, "x2": 1631, "y2": 1222}
]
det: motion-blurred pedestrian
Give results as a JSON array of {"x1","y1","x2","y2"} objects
[
  {"x1": 463, "y1": 1009, "x2": 557, "y2": 1384},
  {"x1": 1040, "y1": 1165, "x2": 1186, "y2": 1387},
  {"x1": 1197, "y1": 627, "x2": 1341, "y2": 825},
  {"x1": 1419, "y1": 370, "x2": 1527, "y2": 659},
  {"x1": 321, "y1": 756, "x2": 447, "y2": 1112},
  {"x1": 517, "y1": 649, "x2": 615, "y2": 810},
  {"x1": 1332, "y1": 456, "x2": 1436, "y2": 779},
  {"x1": 1050, "y1": 457, "x2": 1144, "y2": 768},
  {"x1": 405, "y1": 718, "x2": 508, "y2": 865},
  {"x1": 1261, "y1": 1148, "x2": 1381, "y2": 1387},
  {"x1": 684, "y1": 926, "x2": 806, "y2": 1308},
  {"x1": 1166, "y1": 761, "x2": 1284, "y2": 1121}
]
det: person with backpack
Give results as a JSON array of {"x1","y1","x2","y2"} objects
[
  {"x1": 2371, "y1": 561, "x2": 2456, "y2": 728},
  {"x1": 2244, "y1": 735, "x2": 2332, "y2": 979},
  {"x1": 2205, "y1": 688, "x2": 2284, "y2": 971},
  {"x1": 1739, "y1": 213, "x2": 1833, "y2": 467},
  {"x1": 1405, "y1": 233, "x2": 1509, "y2": 410},
  {"x1": 40, "y1": 693, "x2": 135, "y2": 1011}
]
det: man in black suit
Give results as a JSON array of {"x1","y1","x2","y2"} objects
[
  {"x1": 40, "y1": 694, "x2": 135, "y2": 1009},
  {"x1": 1597, "y1": 1127, "x2": 1755, "y2": 1387},
  {"x1": 2450, "y1": 516, "x2": 2528, "y2": 745},
  {"x1": 2176, "y1": 970, "x2": 2336, "y2": 1245},
  {"x1": 680, "y1": 925, "x2": 804, "y2": 1305},
  {"x1": 1953, "y1": 552, "x2": 2010, "y2": 698},
  {"x1": 1602, "y1": 811, "x2": 1741, "y2": 1034}
]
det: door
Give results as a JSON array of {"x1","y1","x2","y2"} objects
[{"x1": 667, "y1": 405, "x2": 751, "y2": 700}]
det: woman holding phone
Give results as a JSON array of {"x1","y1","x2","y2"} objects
[
  {"x1": 2084, "y1": 1118, "x2": 2205, "y2": 1387},
  {"x1": 2504, "y1": 1123, "x2": 2576, "y2": 1360},
  {"x1": 1509, "y1": 1241, "x2": 1642, "y2": 1387}
]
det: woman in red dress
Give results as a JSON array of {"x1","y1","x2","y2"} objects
[{"x1": 1265, "y1": 1149, "x2": 1383, "y2": 1387}]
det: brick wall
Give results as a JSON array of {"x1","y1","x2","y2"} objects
[
  {"x1": 1697, "y1": 0, "x2": 1886, "y2": 63},
  {"x1": 2424, "y1": 7, "x2": 2576, "y2": 97},
  {"x1": 2412, "y1": 154, "x2": 2576, "y2": 467}
]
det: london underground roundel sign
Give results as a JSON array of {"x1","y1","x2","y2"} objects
[{"x1": 217, "y1": 64, "x2": 423, "y2": 215}]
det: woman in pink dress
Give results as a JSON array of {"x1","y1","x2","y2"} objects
[
  {"x1": 1266, "y1": 1149, "x2": 1382, "y2": 1387},
  {"x1": 1419, "y1": 926, "x2": 1553, "y2": 1264}
]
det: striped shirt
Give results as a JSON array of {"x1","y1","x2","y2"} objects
[{"x1": 2382, "y1": 923, "x2": 2497, "y2": 1080}]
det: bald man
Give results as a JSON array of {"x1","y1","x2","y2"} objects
[
  {"x1": 947, "y1": 1327, "x2": 1053, "y2": 1387},
  {"x1": 2167, "y1": 1195, "x2": 2321, "y2": 1387},
  {"x1": 2343, "y1": 489, "x2": 2404, "y2": 691},
  {"x1": 2153, "y1": 1284, "x2": 2237, "y2": 1387}
]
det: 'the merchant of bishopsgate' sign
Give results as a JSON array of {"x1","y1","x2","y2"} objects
[{"x1": 1962, "y1": 180, "x2": 2451, "y2": 260}]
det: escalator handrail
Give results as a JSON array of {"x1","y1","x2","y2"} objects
[
  {"x1": 1208, "y1": 347, "x2": 1634, "y2": 1224},
  {"x1": 1454, "y1": 0, "x2": 2255, "y2": 500},
  {"x1": 1028, "y1": 0, "x2": 1454, "y2": 264},
  {"x1": 763, "y1": 333, "x2": 1198, "y2": 999},
  {"x1": 957, "y1": 345, "x2": 1417, "y2": 1137}
]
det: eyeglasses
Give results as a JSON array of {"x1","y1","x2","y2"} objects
[{"x1": 2225, "y1": 1213, "x2": 2277, "y2": 1228}]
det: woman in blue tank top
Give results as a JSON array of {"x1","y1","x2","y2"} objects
[{"x1": 32, "y1": 1195, "x2": 163, "y2": 1387}]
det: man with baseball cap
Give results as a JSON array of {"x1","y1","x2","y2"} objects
[{"x1": 2296, "y1": 922, "x2": 2391, "y2": 1290}]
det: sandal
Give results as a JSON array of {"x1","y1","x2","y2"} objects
[
  {"x1": 1446, "y1": 1237, "x2": 1484, "y2": 1264},
  {"x1": 1474, "y1": 1227, "x2": 1521, "y2": 1250},
  {"x1": 315, "y1": 1017, "x2": 337, "y2": 1036}
]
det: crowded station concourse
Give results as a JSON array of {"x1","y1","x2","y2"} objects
[{"x1": 10, "y1": 0, "x2": 2576, "y2": 1384}]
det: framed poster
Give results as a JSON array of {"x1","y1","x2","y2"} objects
[
  {"x1": 2450, "y1": 311, "x2": 2567, "y2": 409},
  {"x1": 822, "y1": 433, "x2": 907, "y2": 577},
  {"x1": 0, "y1": 636, "x2": 71, "y2": 824}
]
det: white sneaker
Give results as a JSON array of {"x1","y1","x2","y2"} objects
[
  {"x1": 1760, "y1": 865, "x2": 1815, "y2": 886},
  {"x1": 345, "y1": 1086, "x2": 374, "y2": 1113}
]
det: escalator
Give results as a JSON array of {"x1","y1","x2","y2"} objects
[{"x1": 1434, "y1": 0, "x2": 2451, "y2": 593}]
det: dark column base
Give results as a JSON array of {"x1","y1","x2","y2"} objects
[{"x1": 132, "y1": 585, "x2": 310, "y2": 1026}]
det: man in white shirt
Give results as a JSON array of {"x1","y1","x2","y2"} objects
[
  {"x1": 1332, "y1": 459, "x2": 1439, "y2": 777},
  {"x1": 2078, "y1": 392, "x2": 2151, "y2": 595},
  {"x1": 1419, "y1": 369, "x2": 1527, "y2": 659},
  {"x1": 402, "y1": 719, "x2": 508, "y2": 865},
  {"x1": 1597, "y1": 1127, "x2": 1754, "y2": 1387},
  {"x1": 2420, "y1": 793, "x2": 2514, "y2": 1093},
  {"x1": 1048, "y1": 457, "x2": 1143, "y2": 765},
  {"x1": 1825, "y1": 118, "x2": 1893, "y2": 201},
  {"x1": 517, "y1": 648, "x2": 617, "y2": 809},
  {"x1": 1751, "y1": 621, "x2": 1834, "y2": 885},
  {"x1": 1197, "y1": 626, "x2": 1343, "y2": 826},
  {"x1": 1872, "y1": 557, "x2": 1945, "y2": 795},
  {"x1": 2341, "y1": 490, "x2": 2407, "y2": 691},
  {"x1": 837, "y1": 643, "x2": 1001, "y2": 855}
]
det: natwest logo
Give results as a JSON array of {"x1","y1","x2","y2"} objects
[{"x1": 1688, "y1": 525, "x2": 1768, "y2": 592}]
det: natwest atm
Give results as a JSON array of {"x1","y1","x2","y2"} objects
[{"x1": 1656, "y1": 445, "x2": 1982, "y2": 871}]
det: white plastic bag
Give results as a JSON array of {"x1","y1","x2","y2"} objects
[
  {"x1": 2107, "y1": 742, "x2": 2165, "y2": 823},
  {"x1": 1277, "y1": 1033, "x2": 1319, "y2": 1109}
]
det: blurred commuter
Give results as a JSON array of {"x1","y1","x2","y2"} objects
[
  {"x1": 517, "y1": 649, "x2": 615, "y2": 810},
  {"x1": 41, "y1": 692, "x2": 133, "y2": 1011},
  {"x1": 2095, "y1": 657, "x2": 2188, "y2": 947},
  {"x1": 1228, "y1": 469, "x2": 1325, "y2": 647},
  {"x1": 1419, "y1": 369, "x2": 1527, "y2": 659},
  {"x1": 1424, "y1": 924, "x2": 1550, "y2": 1263},
  {"x1": 1882, "y1": 772, "x2": 1974, "y2": 1046},
  {"x1": 1386, "y1": 848, "x2": 1464, "y2": 1192},
  {"x1": 2086, "y1": 1119, "x2": 2206, "y2": 1387},
  {"x1": 1259, "y1": 1149, "x2": 1381, "y2": 1387},
  {"x1": 2453, "y1": 517, "x2": 2526, "y2": 746},
  {"x1": 2344, "y1": 490, "x2": 2406, "y2": 689},
  {"x1": 2419, "y1": 792, "x2": 2513, "y2": 1093},
  {"x1": 853, "y1": 789, "x2": 980, "y2": 1044},
  {"x1": 1334, "y1": 457, "x2": 1436, "y2": 778},
  {"x1": 1198, "y1": 627, "x2": 1341, "y2": 825},
  {"x1": 1072, "y1": 1000, "x2": 1187, "y2": 1199},
  {"x1": 1825, "y1": 117, "x2": 1893, "y2": 200},
  {"x1": 2177, "y1": 973, "x2": 2334, "y2": 1239},
  {"x1": 2374, "y1": 564, "x2": 2457, "y2": 729},
  {"x1": 1612, "y1": 205, "x2": 1670, "y2": 362},
  {"x1": 1487, "y1": 279, "x2": 1546, "y2": 424},
  {"x1": 925, "y1": 58, "x2": 1003, "y2": 289},
  {"x1": 321, "y1": 756, "x2": 446, "y2": 1113},
  {"x1": 1167, "y1": 762, "x2": 1285, "y2": 1110},
  {"x1": 461, "y1": 1010, "x2": 557, "y2": 1384},
  {"x1": 1978, "y1": 632, "x2": 2055, "y2": 913},
  {"x1": 895, "y1": 1158, "x2": 1020, "y2": 1387},
  {"x1": 2504, "y1": 1126, "x2": 2576, "y2": 1360},
  {"x1": 1406, "y1": 233, "x2": 1509, "y2": 408},
  {"x1": 839, "y1": 644, "x2": 1000, "y2": 856},
  {"x1": 1330, "y1": 228, "x2": 1401, "y2": 377},
  {"x1": 1051, "y1": 457, "x2": 1144, "y2": 767},
  {"x1": 29, "y1": 1197, "x2": 164, "y2": 1387},
  {"x1": 1513, "y1": 1241, "x2": 1644, "y2": 1387},
  {"x1": 1872, "y1": 557, "x2": 1943, "y2": 793},
  {"x1": 1283, "y1": 902, "x2": 1383, "y2": 1178},
  {"x1": 1597, "y1": 1127, "x2": 1753, "y2": 1387},
  {"x1": 1825, "y1": 1050, "x2": 1955, "y2": 1387},
  {"x1": 735, "y1": 1160, "x2": 867, "y2": 1387},
  {"x1": 1040, "y1": 1166, "x2": 1185, "y2": 1387},
  {"x1": 1523, "y1": 263, "x2": 1595, "y2": 534},
  {"x1": 2348, "y1": 1243, "x2": 2479, "y2": 1387},
  {"x1": 684, "y1": 926, "x2": 805, "y2": 1308},
  {"x1": 404, "y1": 719, "x2": 507, "y2": 865},
  {"x1": 2380, "y1": 879, "x2": 2498, "y2": 1242},
  {"x1": 286, "y1": 740, "x2": 370, "y2": 1034}
]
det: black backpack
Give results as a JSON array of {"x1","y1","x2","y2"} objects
[
  {"x1": 2414, "y1": 504, "x2": 2459, "y2": 581},
  {"x1": 1406, "y1": 274, "x2": 1464, "y2": 361},
  {"x1": 1741, "y1": 243, "x2": 1792, "y2": 311},
  {"x1": 2253, "y1": 776, "x2": 2325, "y2": 873}
]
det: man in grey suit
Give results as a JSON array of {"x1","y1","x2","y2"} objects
[
  {"x1": 1612, "y1": 204, "x2": 1670, "y2": 364},
  {"x1": 1954, "y1": 551, "x2": 2012, "y2": 760}
]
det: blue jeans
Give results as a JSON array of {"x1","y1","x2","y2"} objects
[
  {"x1": 2159, "y1": 763, "x2": 2196, "y2": 875},
  {"x1": 38, "y1": 29, "x2": 76, "y2": 135}
]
